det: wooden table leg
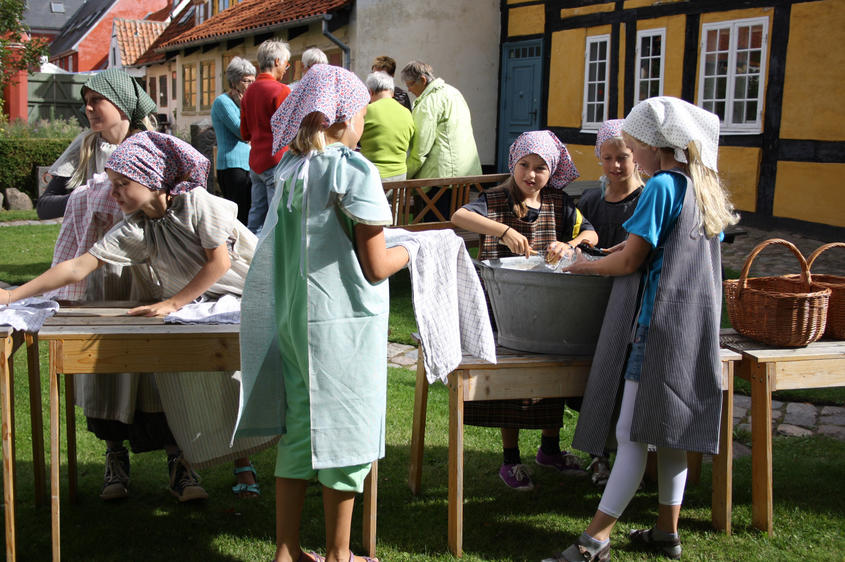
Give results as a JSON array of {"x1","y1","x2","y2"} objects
[
  {"x1": 49, "y1": 341, "x2": 61, "y2": 562},
  {"x1": 64, "y1": 376, "x2": 76, "y2": 504},
  {"x1": 25, "y1": 332, "x2": 47, "y2": 507},
  {"x1": 408, "y1": 352, "x2": 429, "y2": 495},
  {"x1": 686, "y1": 452, "x2": 703, "y2": 485},
  {"x1": 447, "y1": 370, "x2": 464, "y2": 558},
  {"x1": 748, "y1": 360, "x2": 774, "y2": 536},
  {"x1": 712, "y1": 365, "x2": 734, "y2": 534},
  {"x1": 362, "y1": 460, "x2": 377, "y2": 558},
  {"x1": 2, "y1": 333, "x2": 18, "y2": 561}
]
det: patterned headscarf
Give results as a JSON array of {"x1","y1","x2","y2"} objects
[
  {"x1": 105, "y1": 131, "x2": 209, "y2": 195},
  {"x1": 508, "y1": 130, "x2": 579, "y2": 189},
  {"x1": 623, "y1": 96, "x2": 720, "y2": 172},
  {"x1": 82, "y1": 68, "x2": 157, "y2": 130},
  {"x1": 594, "y1": 119, "x2": 625, "y2": 159},
  {"x1": 271, "y1": 64, "x2": 370, "y2": 152}
]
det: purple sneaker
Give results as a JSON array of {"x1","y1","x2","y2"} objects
[
  {"x1": 535, "y1": 448, "x2": 588, "y2": 476},
  {"x1": 498, "y1": 463, "x2": 534, "y2": 491}
]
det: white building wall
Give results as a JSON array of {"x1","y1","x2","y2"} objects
[{"x1": 349, "y1": 0, "x2": 501, "y2": 167}]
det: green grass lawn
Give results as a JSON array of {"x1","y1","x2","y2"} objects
[{"x1": 1, "y1": 223, "x2": 844, "y2": 559}]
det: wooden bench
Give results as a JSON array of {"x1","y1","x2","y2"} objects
[
  {"x1": 1, "y1": 327, "x2": 48, "y2": 562},
  {"x1": 720, "y1": 331, "x2": 845, "y2": 535},
  {"x1": 37, "y1": 305, "x2": 378, "y2": 561},
  {"x1": 408, "y1": 343, "x2": 740, "y2": 557}
]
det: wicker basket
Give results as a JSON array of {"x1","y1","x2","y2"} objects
[
  {"x1": 723, "y1": 238, "x2": 831, "y2": 347},
  {"x1": 789, "y1": 243, "x2": 845, "y2": 340}
]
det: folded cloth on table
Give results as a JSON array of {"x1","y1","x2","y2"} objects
[
  {"x1": 0, "y1": 296, "x2": 60, "y2": 331},
  {"x1": 384, "y1": 228, "x2": 496, "y2": 383},
  {"x1": 165, "y1": 294, "x2": 241, "y2": 324}
]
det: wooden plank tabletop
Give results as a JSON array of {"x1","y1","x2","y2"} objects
[{"x1": 720, "y1": 329, "x2": 845, "y2": 362}]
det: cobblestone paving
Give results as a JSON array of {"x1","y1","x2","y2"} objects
[{"x1": 721, "y1": 223, "x2": 845, "y2": 277}]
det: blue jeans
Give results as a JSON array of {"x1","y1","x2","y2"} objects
[
  {"x1": 247, "y1": 166, "x2": 277, "y2": 235},
  {"x1": 623, "y1": 324, "x2": 649, "y2": 382}
]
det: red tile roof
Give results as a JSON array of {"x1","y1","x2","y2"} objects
[
  {"x1": 160, "y1": 0, "x2": 352, "y2": 49},
  {"x1": 113, "y1": 18, "x2": 168, "y2": 66},
  {"x1": 133, "y1": 2, "x2": 197, "y2": 66}
]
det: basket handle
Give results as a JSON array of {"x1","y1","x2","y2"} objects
[
  {"x1": 736, "y1": 238, "x2": 812, "y2": 296},
  {"x1": 805, "y1": 242, "x2": 845, "y2": 271}
]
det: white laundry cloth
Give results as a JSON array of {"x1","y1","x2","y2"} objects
[
  {"x1": 385, "y1": 228, "x2": 496, "y2": 383},
  {"x1": 164, "y1": 294, "x2": 241, "y2": 324},
  {"x1": 0, "y1": 296, "x2": 60, "y2": 331}
]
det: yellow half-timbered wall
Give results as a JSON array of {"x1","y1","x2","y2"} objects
[{"x1": 502, "y1": 0, "x2": 845, "y2": 228}]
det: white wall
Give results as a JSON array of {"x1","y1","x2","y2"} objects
[{"x1": 349, "y1": 0, "x2": 501, "y2": 167}]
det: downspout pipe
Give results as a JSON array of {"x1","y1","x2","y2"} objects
[{"x1": 322, "y1": 14, "x2": 350, "y2": 69}]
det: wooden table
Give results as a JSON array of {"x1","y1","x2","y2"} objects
[
  {"x1": 1, "y1": 326, "x2": 48, "y2": 562},
  {"x1": 38, "y1": 306, "x2": 377, "y2": 561},
  {"x1": 408, "y1": 344, "x2": 740, "y2": 557},
  {"x1": 720, "y1": 331, "x2": 845, "y2": 535}
]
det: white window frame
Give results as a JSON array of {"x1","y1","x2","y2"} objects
[
  {"x1": 635, "y1": 28, "x2": 665, "y2": 103},
  {"x1": 698, "y1": 17, "x2": 768, "y2": 133},
  {"x1": 581, "y1": 34, "x2": 610, "y2": 132}
]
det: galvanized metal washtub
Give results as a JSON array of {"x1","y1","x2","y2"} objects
[{"x1": 476, "y1": 256, "x2": 613, "y2": 355}]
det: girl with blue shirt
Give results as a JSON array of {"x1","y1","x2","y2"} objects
[{"x1": 544, "y1": 98, "x2": 738, "y2": 562}]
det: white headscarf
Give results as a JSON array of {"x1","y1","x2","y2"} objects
[{"x1": 622, "y1": 97, "x2": 720, "y2": 172}]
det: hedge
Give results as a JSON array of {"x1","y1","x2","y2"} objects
[{"x1": 0, "y1": 138, "x2": 73, "y2": 199}]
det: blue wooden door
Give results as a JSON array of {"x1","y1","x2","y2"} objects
[{"x1": 497, "y1": 40, "x2": 543, "y2": 171}]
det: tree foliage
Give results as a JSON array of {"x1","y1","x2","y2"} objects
[{"x1": 0, "y1": 0, "x2": 50, "y2": 106}]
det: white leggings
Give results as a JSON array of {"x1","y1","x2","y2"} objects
[{"x1": 597, "y1": 380, "x2": 688, "y2": 519}]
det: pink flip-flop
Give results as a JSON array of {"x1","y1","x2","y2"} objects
[{"x1": 298, "y1": 552, "x2": 326, "y2": 562}]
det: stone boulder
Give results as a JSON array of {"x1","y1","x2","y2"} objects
[{"x1": 4, "y1": 188, "x2": 33, "y2": 210}]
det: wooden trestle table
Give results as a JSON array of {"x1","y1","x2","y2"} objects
[{"x1": 37, "y1": 305, "x2": 377, "y2": 561}]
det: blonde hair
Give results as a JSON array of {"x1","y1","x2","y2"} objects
[
  {"x1": 686, "y1": 141, "x2": 739, "y2": 238},
  {"x1": 289, "y1": 112, "x2": 351, "y2": 155},
  {"x1": 623, "y1": 132, "x2": 738, "y2": 238},
  {"x1": 289, "y1": 112, "x2": 329, "y2": 155},
  {"x1": 69, "y1": 115, "x2": 157, "y2": 189}
]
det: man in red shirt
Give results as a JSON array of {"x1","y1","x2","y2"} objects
[{"x1": 240, "y1": 40, "x2": 291, "y2": 234}]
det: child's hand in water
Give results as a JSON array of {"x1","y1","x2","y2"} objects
[
  {"x1": 128, "y1": 299, "x2": 180, "y2": 317},
  {"x1": 560, "y1": 248, "x2": 592, "y2": 274},
  {"x1": 501, "y1": 227, "x2": 534, "y2": 258},
  {"x1": 544, "y1": 241, "x2": 574, "y2": 266}
]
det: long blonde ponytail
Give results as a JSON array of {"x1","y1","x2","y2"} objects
[
  {"x1": 686, "y1": 142, "x2": 739, "y2": 238},
  {"x1": 68, "y1": 114, "x2": 157, "y2": 189}
]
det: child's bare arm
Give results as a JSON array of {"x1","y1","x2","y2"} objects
[
  {"x1": 354, "y1": 224, "x2": 409, "y2": 283},
  {"x1": 563, "y1": 234, "x2": 651, "y2": 276},
  {"x1": 128, "y1": 244, "x2": 231, "y2": 317},
  {"x1": 452, "y1": 208, "x2": 534, "y2": 258},
  {"x1": 0, "y1": 253, "x2": 101, "y2": 305}
]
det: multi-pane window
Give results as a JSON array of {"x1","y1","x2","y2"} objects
[
  {"x1": 182, "y1": 64, "x2": 197, "y2": 110},
  {"x1": 158, "y1": 75, "x2": 167, "y2": 107},
  {"x1": 699, "y1": 17, "x2": 768, "y2": 132},
  {"x1": 200, "y1": 60, "x2": 216, "y2": 110},
  {"x1": 582, "y1": 35, "x2": 609, "y2": 130},
  {"x1": 196, "y1": 0, "x2": 238, "y2": 23},
  {"x1": 636, "y1": 29, "x2": 665, "y2": 103}
]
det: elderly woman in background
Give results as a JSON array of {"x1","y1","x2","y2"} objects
[
  {"x1": 211, "y1": 57, "x2": 256, "y2": 225},
  {"x1": 359, "y1": 71, "x2": 415, "y2": 182},
  {"x1": 371, "y1": 55, "x2": 411, "y2": 110},
  {"x1": 401, "y1": 60, "x2": 481, "y2": 180},
  {"x1": 300, "y1": 46, "x2": 327, "y2": 73}
]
